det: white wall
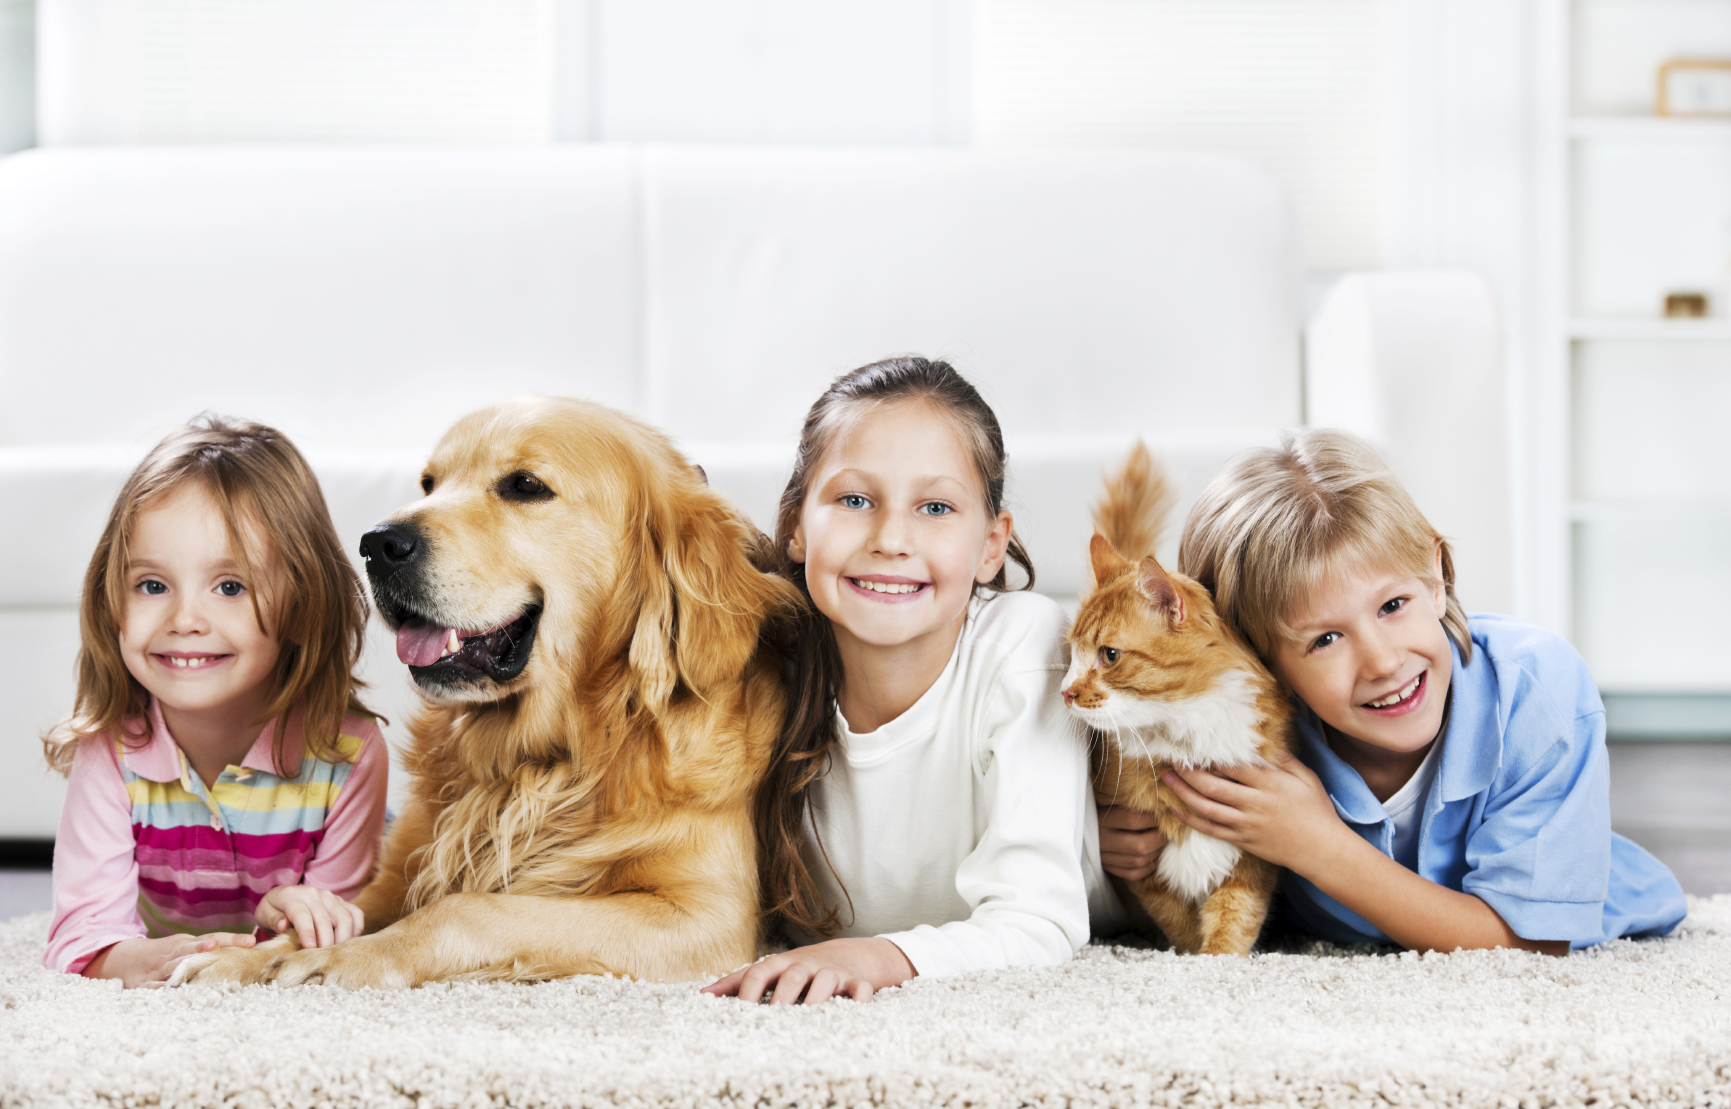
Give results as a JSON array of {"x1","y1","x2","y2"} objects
[
  {"x1": 1384, "y1": 0, "x2": 1544, "y2": 627},
  {"x1": 36, "y1": 0, "x2": 971, "y2": 148},
  {"x1": 0, "y1": 0, "x2": 30, "y2": 152}
]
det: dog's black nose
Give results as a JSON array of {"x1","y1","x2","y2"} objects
[{"x1": 359, "y1": 523, "x2": 422, "y2": 575}]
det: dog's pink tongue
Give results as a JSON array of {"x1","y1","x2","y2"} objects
[{"x1": 397, "y1": 623, "x2": 454, "y2": 667}]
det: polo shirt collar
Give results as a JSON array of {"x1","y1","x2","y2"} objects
[
  {"x1": 1292, "y1": 701, "x2": 1386, "y2": 826},
  {"x1": 122, "y1": 698, "x2": 303, "y2": 782},
  {"x1": 1436, "y1": 631, "x2": 1501, "y2": 803}
]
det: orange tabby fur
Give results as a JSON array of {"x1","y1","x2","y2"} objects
[{"x1": 1063, "y1": 443, "x2": 1294, "y2": 955}]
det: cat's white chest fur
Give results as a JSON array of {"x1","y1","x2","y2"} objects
[
  {"x1": 1108, "y1": 668, "x2": 1267, "y2": 769},
  {"x1": 1158, "y1": 830, "x2": 1242, "y2": 903},
  {"x1": 1085, "y1": 668, "x2": 1267, "y2": 902}
]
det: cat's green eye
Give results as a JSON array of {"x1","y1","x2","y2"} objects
[{"x1": 1099, "y1": 647, "x2": 1120, "y2": 666}]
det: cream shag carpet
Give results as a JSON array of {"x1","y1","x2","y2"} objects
[{"x1": 3, "y1": 900, "x2": 1729, "y2": 1108}]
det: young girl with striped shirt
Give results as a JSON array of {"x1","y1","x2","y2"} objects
[{"x1": 43, "y1": 417, "x2": 388, "y2": 987}]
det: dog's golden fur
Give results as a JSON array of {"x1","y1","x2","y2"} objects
[{"x1": 174, "y1": 396, "x2": 806, "y2": 988}]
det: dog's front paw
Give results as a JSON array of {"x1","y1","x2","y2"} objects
[
  {"x1": 266, "y1": 934, "x2": 415, "y2": 990},
  {"x1": 169, "y1": 932, "x2": 303, "y2": 987}
]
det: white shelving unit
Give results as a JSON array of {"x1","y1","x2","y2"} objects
[{"x1": 1540, "y1": 0, "x2": 1731, "y2": 734}]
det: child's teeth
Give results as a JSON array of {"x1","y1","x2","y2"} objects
[
  {"x1": 855, "y1": 579, "x2": 920, "y2": 594},
  {"x1": 1369, "y1": 675, "x2": 1420, "y2": 708}
]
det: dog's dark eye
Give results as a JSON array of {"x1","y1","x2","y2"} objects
[
  {"x1": 421, "y1": 474, "x2": 434, "y2": 495},
  {"x1": 498, "y1": 471, "x2": 554, "y2": 502},
  {"x1": 1100, "y1": 647, "x2": 1121, "y2": 666}
]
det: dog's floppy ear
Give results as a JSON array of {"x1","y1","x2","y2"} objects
[
  {"x1": 627, "y1": 542, "x2": 679, "y2": 712},
  {"x1": 659, "y1": 490, "x2": 784, "y2": 703},
  {"x1": 627, "y1": 472, "x2": 788, "y2": 713}
]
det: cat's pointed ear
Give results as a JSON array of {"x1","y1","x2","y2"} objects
[
  {"x1": 1089, "y1": 533, "x2": 1130, "y2": 585},
  {"x1": 1137, "y1": 556, "x2": 1186, "y2": 623}
]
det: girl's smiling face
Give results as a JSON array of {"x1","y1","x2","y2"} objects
[
  {"x1": 1269, "y1": 553, "x2": 1454, "y2": 763},
  {"x1": 119, "y1": 482, "x2": 282, "y2": 723},
  {"x1": 790, "y1": 400, "x2": 1011, "y2": 655}
]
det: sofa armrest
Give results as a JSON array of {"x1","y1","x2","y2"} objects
[{"x1": 1304, "y1": 271, "x2": 1512, "y2": 614}]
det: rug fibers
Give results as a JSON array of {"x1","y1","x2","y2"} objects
[{"x1": 2, "y1": 900, "x2": 1729, "y2": 1109}]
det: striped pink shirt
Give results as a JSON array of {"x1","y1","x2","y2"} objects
[{"x1": 45, "y1": 699, "x2": 387, "y2": 973}]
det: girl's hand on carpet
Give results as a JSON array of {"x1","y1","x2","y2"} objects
[
  {"x1": 701, "y1": 937, "x2": 915, "y2": 1005},
  {"x1": 1098, "y1": 806, "x2": 1168, "y2": 881},
  {"x1": 83, "y1": 932, "x2": 257, "y2": 989},
  {"x1": 1162, "y1": 752, "x2": 1352, "y2": 873},
  {"x1": 256, "y1": 885, "x2": 365, "y2": 949}
]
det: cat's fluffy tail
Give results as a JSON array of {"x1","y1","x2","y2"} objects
[{"x1": 1092, "y1": 441, "x2": 1175, "y2": 560}]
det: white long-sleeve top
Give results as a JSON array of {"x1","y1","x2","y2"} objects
[{"x1": 800, "y1": 590, "x2": 1117, "y2": 979}]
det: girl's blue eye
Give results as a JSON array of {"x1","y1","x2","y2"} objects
[
  {"x1": 139, "y1": 580, "x2": 167, "y2": 596},
  {"x1": 1380, "y1": 597, "x2": 1406, "y2": 616},
  {"x1": 918, "y1": 502, "x2": 953, "y2": 517},
  {"x1": 217, "y1": 580, "x2": 245, "y2": 598},
  {"x1": 1310, "y1": 631, "x2": 1340, "y2": 652},
  {"x1": 840, "y1": 494, "x2": 869, "y2": 510}
]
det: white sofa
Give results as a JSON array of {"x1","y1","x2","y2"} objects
[{"x1": 0, "y1": 146, "x2": 1507, "y2": 835}]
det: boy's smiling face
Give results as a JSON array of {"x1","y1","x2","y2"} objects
[
  {"x1": 789, "y1": 399, "x2": 1010, "y2": 657},
  {"x1": 1269, "y1": 553, "x2": 1454, "y2": 767}
]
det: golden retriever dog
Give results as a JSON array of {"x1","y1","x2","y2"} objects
[{"x1": 173, "y1": 395, "x2": 810, "y2": 988}]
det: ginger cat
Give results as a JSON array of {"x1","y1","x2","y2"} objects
[{"x1": 1061, "y1": 444, "x2": 1294, "y2": 955}]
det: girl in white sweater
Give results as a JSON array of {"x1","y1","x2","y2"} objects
[{"x1": 704, "y1": 357, "x2": 1110, "y2": 1005}]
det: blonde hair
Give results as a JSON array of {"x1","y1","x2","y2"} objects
[
  {"x1": 1176, "y1": 428, "x2": 1471, "y2": 666},
  {"x1": 44, "y1": 415, "x2": 374, "y2": 775}
]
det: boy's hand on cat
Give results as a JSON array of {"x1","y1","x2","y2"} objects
[
  {"x1": 1098, "y1": 805, "x2": 1168, "y2": 881},
  {"x1": 83, "y1": 932, "x2": 258, "y2": 989},
  {"x1": 255, "y1": 885, "x2": 365, "y2": 949},
  {"x1": 700, "y1": 937, "x2": 915, "y2": 1005},
  {"x1": 1162, "y1": 753, "x2": 1350, "y2": 872}
]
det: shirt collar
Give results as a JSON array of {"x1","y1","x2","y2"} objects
[
  {"x1": 1436, "y1": 629, "x2": 1500, "y2": 803},
  {"x1": 1292, "y1": 699, "x2": 1386, "y2": 826},
  {"x1": 122, "y1": 698, "x2": 303, "y2": 782}
]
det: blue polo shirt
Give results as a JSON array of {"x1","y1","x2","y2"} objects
[{"x1": 1282, "y1": 613, "x2": 1687, "y2": 950}]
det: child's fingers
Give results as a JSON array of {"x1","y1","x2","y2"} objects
[
  {"x1": 735, "y1": 957, "x2": 787, "y2": 1004},
  {"x1": 320, "y1": 892, "x2": 357, "y2": 944},
  {"x1": 769, "y1": 964, "x2": 814, "y2": 1005},
  {"x1": 803, "y1": 968, "x2": 842, "y2": 1005},
  {"x1": 1169, "y1": 803, "x2": 1236, "y2": 841},
  {"x1": 1100, "y1": 855, "x2": 1159, "y2": 882},
  {"x1": 1102, "y1": 805, "x2": 1161, "y2": 833},
  {"x1": 845, "y1": 977, "x2": 873, "y2": 1002},
  {"x1": 287, "y1": 905, "x2": 321, "y2": 948},
  {"x1": 207, "y1": 931, "x2": 255, "y2": 949},
  {"x1": 1172, "y1": 766, "x2": 1257, "y2": 807},
  {"x1": 1161, "y1": 769, "x2": 1235, "y2": 821},
  {"x1": 700, "y1": 968, "x2": 746, "y2": 997}
]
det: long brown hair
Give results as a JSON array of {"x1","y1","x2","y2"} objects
[
  {"x1": 43, "y1": 415, "x2": 374, "y2": 775},
  {"x1": 756, "y1": 355, "x2": 1036, "y2": 937}
]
